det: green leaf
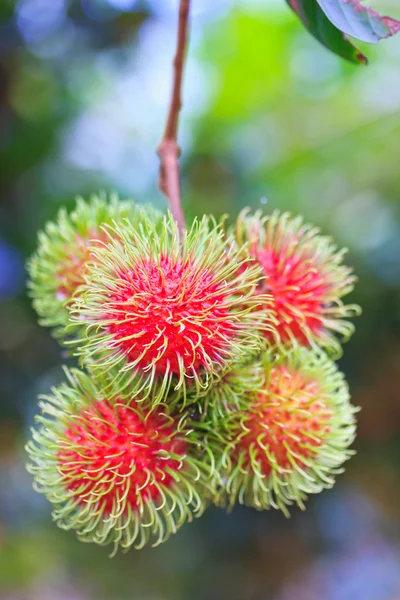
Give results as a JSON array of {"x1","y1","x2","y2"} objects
[
  {"x1": 316, "y1": 0, "x2": 400, "y2": 44},
  {"x1": 286, "y1": 0, "x2": 368, "y2": 64}
]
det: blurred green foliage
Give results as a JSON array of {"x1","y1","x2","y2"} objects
[{"x1": 1, "y1": 1, "x2": 400, "y2": 599}]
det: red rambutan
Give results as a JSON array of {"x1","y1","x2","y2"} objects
[
  {"x1": 28, "y1": 194, "x2": 160, "y2": 336},
  {"x1": 26, "y1": 369, "x2": 212, "y2": 554},
  {"x1": 236, "y1": 210, "x2": 361, "y2": 355},
  {"x1": 216, "y1": 348, "x2": 357, "y2": 514},
  {"x1": 71, "y1": 212, "x2": 275, "y2": 403}
]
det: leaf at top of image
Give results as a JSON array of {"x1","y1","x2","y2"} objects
[
  {"x1": 316, "y1": 0, "x2": 400, "y2": 44},
  {"x1": 286, "y1": 0, "x2": 367, "y2": 64},
  {"x1": 287, "y1": 0, "x2": 400, "y2": 65}
]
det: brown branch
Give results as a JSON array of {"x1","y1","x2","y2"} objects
[{"x1": 157, "y1": 0, "x2": 191, "y2": 232}]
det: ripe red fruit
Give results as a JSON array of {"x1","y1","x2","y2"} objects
[
  {"x1": 28, "y1": 194, "x2": 159, "y2": 335},
  {"x1": 106, "y1": 254, "x2": 237, "y2": 377},
  {"x1": 236, "y1": 210, "x2": 360, "y2": 355},
  {"x1": 58, "y1": 400, "x2": 187, "y2": 514},
  {"x1": 71, "y1": 213, "x2": 274, "y2": 403},
  {"x1": 237, "y1": 364, "x2": 331, "y2": 475},
  {"x1": 26, "y1": 369, "x2": 211, "y2": 554},
  {"x1": 217, "y1": 348, "x2": 357, "y2": 514}
]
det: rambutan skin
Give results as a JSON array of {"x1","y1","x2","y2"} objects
[
  {"x1": 236, "y1": 210, "x2": 361, "y2": 356},
  {"x1": 215, "y1": 348, "x2": 358, "y2": 515},
  {"x1": 70, "y1": 212, "x2": 276, "y2": 405},
  {"x1": 25, "y1": 369, "x2": 214, "y2": 554},
  {"x1": 105, "y1": 254, "x2": 236, "y2": 376},
  {"x1": 188, "y1": 359, "x2": 267, "y2": 425},
  {"x1": 27, "y1": 193, "x2": 161, "y2": 337}
]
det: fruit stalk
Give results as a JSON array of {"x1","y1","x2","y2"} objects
[{"x1": 157, "y1": 0, "x2": 191, "y2": 232}]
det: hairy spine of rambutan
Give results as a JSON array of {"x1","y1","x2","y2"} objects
[
  {"x1": 69, "y1": 212, "x2": 276, "y2": 406},
  {"x1": 214, "y1": 348, "x2": 358, "y2": 515},
  {"x1": 236, "y1": 209, "x2": 361, "y2": 357},
  {"x1": 25, "y1": 368, "x2": 215, "y2": 555},
  {"x1": 27, "y1": 193, "x2": 161, "y2": 338},
  {"x1": 187, "y1": 359, "x2": 267, "y2": 425}
]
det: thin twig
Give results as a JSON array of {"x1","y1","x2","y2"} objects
[{"x1": 157, "y1": 0, "x2": 190, "y2": 232}]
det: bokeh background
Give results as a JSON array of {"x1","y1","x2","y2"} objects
[{"x1": 1, "y1": 0, "x2": 400, "y2": 598}]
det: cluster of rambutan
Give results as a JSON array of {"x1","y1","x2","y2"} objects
[{"x1": 26, "y1": 193, "x2": 360, "y2": 555}]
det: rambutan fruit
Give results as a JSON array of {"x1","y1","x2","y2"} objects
[
  {"x1": 236, "y1": 210, "x2": 361, "y2": 356},
  {"x1": 25, "y1": 368, "x2": 213, "y2": 555},
  {"x1": 27, "y1": 193, "x2": 160, "y2": 336},
  {"x1": 196, "y1": 360, "x2": 266, "y2": 424},
  {"x1": 215, "y1": 348, "x2": 357, "y2": 515},
  {"x1": 70, "y1": 212, "x2": 275, "y2": 404}
]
